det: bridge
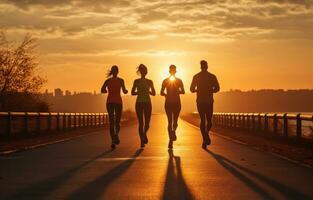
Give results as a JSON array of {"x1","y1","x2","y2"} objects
[{"x1": 1, "y1": 113, "x2": 313, "y2": 199}]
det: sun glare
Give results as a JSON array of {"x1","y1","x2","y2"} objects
[{"x1": 169, "y1": 75, "x2": 175, "y2": 82}]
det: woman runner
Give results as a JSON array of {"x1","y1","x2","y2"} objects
[
  {"x1": 101, "y1": 65, "x2": 128, "y2": 149},
  {"x1": 131, "y1": 64, "x2": 156, "y2": 148},
  {"x1": 160, "y1": 65, "x2": 185, "y2": 149}
]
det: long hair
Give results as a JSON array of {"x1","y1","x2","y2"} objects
[
  {"x1": 107, "y1": 65, "x2": 119, "y2": 78},
  {"x1": 137, "y1": 64, "x2": 147, "y2": 76}
]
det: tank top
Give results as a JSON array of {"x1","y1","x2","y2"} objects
[
  {"x1": 136, "y1": 79, "x2": 151, "y2": 103},
  {"x1": 107, "y1": 78, "x2": 123, "y2": 104}
]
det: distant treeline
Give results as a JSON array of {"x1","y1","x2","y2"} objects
[
  {"x1": 43, "y1": 89, "x2": 313, "y2": 113},
  {"x1": 214, "y1": 89, "x2": 313, "y2": 113},
  {"x1": 0, "y1": 92, "x2": 49, "y2": 112}
]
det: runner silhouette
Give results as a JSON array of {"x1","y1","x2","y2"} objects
[
  {"x1": 190, "y1": 60, "x2": 220, "y2": 149},
  {"x1": 161, "y1": 65, "x2": 185, "y2": 149},
  {"x1": 101, "y1": 65, "x2": 128, "y2": 150},
  {"x1": 131, "y1": 64, "x2": 156, "y2": 148}
]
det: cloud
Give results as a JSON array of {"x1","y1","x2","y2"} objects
[{"x1": 1, "y1": 0, "x2": 312, "y2": 46}]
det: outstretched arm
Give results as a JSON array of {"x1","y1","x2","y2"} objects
[
  {"x1": 190, "y1": 76, "x2": 197, "y2": 93},
  {"x1": 212, "y1": 76, "x2": 220, "y2": 93},
  {"x1": 101, "y1": 80, "x2": 108, "y2": 93},
  {"x1": 150, "y1": 80, "x2": 156, "y2": 96},
  {"x1": 121, "y1": 79, "x2": 128, "y2": 94},
  {"x1": 131, "y1": 80, "x2": 138, "y2": 96},
  {"x1": 179, "y1": 80, "x2": 185, "y2": 94}
]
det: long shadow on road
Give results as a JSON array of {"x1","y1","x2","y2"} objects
[
  {"x1": 205, "y1": 149, "x2": 313, "y2": 200},
  {"x1": 5, "y1": 150, "x2": 113, "y2": 200},
  {"x1": 65, "y1": 148, "x2": 143, "y2": 200},
  {"x1": 162, "y1": 149, "x2": 194, "y2": 200}
]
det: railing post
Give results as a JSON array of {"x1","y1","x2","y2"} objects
[
  {"x1": 242, "y1": 114, "x2": 246, "y2": 130},
  {"x1": 264, "y1": 113, "x2": 268, "y2": 133},
  {"x1": 98, "y1": 113, "x2": 101, "y2": 127},
  {"x1": 74, "y1": 113, "x2": 77, "y2": 129},
  {"x1": 225, "y1": 113, "x2": 229, "y2": 128},
  {"x1": 24, "y1": 112, "x2": 29, "y2": 134},
  {"x1": 7, "y1": 112, "x2": 12, "y2": 138},
  {"x1": 78, "y1": 113, "x2": 81, "y2": 128},
  {"x1": 48, "y1": 112, "x2": 52, "y2": 132},
  {"x1": 273, "y1": 114, "x2": 278, "y2": 134},
  {"x1": 283, "y1": 113, "x2": 288, "y2": 137},
  {"x1": 36, "y1": 113, "x2": 41, "y2": 133},
  {"x1": 56, "y1": 113, "x2": 60, "y2": 131},
  {"x1": 229, "y1": 114, "x2": 233, "y2": 128},
  {"x1": 92, "y1": 113, "x2": 97, "y2": 127},
  {"x1": 83, "y1": 114, "x2": 86, "y2": 127},
  {"x1": 89, "y1": 113, "x2": 92, "y2": 127},
  {"x1": 258, "y1": 113, "x2": 262, "y2": 132},
  {"x1": 68, "y1": 113, "x2": 72, "y2": 129},
  {"x1": 247, "y1": 114, "x2": 250, "y2": 130},
  {"x1": 251, "y1": 114, "x2": 255, "y2": 132},
  {"x1": 296, "y1": 113, "x2": 302, "y2": 139},
  {"x1": 86, "y1": 113, "x2": 89, "y2": 127},
  {"x1": 224, "y1": 114, "x2": 227, "y2": 127},
  {"x1": 63, "y1": 113, "x2": 66, "y2": 130}
]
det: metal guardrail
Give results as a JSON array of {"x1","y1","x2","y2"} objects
[
  {"x1": 209, "y1": 113, "x2": 313, "y2": 140},
  {"x1": 0, "y1": 112, "x2": 108, "y2": 139}
]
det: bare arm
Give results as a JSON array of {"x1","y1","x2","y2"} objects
[
  {"x1": 101, "y1": 80, "x2": 108, "y2": 93},
  {"x1": 160, "y1": 80, "x2": 166, "y2": 96},
  {"x1": 149, "y1": 80, "x2": 156, "y2": 96},
  {"x1": 131, "y1": 80, "x2": 138, "y2": 96},
  {"x1": 121, "y1": 79, "x2": 128, "y2": 94},
  {"x1": 212, "y1": 76, "x2": 220, "y2": 93},
  {"x1": 190, "y1": 76, "x2": 197, "y2": 93},
  {"x1": 179, "y1": 80, "x2": 185, "y2": 94}
]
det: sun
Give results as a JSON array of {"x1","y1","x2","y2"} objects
[{"x1": 169, "y1": 75, "x2": 175, "y2": 82}]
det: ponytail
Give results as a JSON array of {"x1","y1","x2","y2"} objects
[{"x1": 107, "y1": 65, "x2": 119, "y2": 78}]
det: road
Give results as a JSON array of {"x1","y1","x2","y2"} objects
[{"x1": 1, "y1": 114, "x2": 313, "y2": 200}]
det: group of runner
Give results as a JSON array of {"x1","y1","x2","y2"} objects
[{"x1": 101, "y1": 60, "x2": 220, "y2": 150}]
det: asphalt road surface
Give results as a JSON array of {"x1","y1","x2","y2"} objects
[{"x1": 1, "y1": 114, "x2": 313, "y2": 200}]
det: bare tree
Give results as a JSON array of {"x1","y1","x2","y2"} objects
[{"x1": 0, "y1": 31, "x2": 47, "y2": 111}]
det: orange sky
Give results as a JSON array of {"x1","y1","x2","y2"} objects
[{"x1": 1, "y1": 0, "x2": 313, "y2": 93}]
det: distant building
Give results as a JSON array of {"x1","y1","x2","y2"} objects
[
  {"x1": 54, "y1": 88, "x2": 63, "y2": 97},
  {"x1": 44, "y1": 89, "x2": 53, "y2": 97},
  {"x1": 65, "y1": 90, "x2": 71, "y2": 96}
]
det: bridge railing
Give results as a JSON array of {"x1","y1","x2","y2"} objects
[
  {"x1": 209, "y1": 113, "x2": 313, "y2": 140},
  {"x1": 0, "y1": 112, "x2": 108, "y2": 139}
]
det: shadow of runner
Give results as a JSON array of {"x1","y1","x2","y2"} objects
[
  {"x1": 65, "y1": 148, "x2": 143, "y2": 200},
  {"x1": 162, "y1": 149, "x2": 194, "y2": 200},
  {"x1": 5, "y1": 150, "x2": 113, "y2": 200},
  {"x1": 205, "y1": 149, "x2": 313, "y2": 200}
]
